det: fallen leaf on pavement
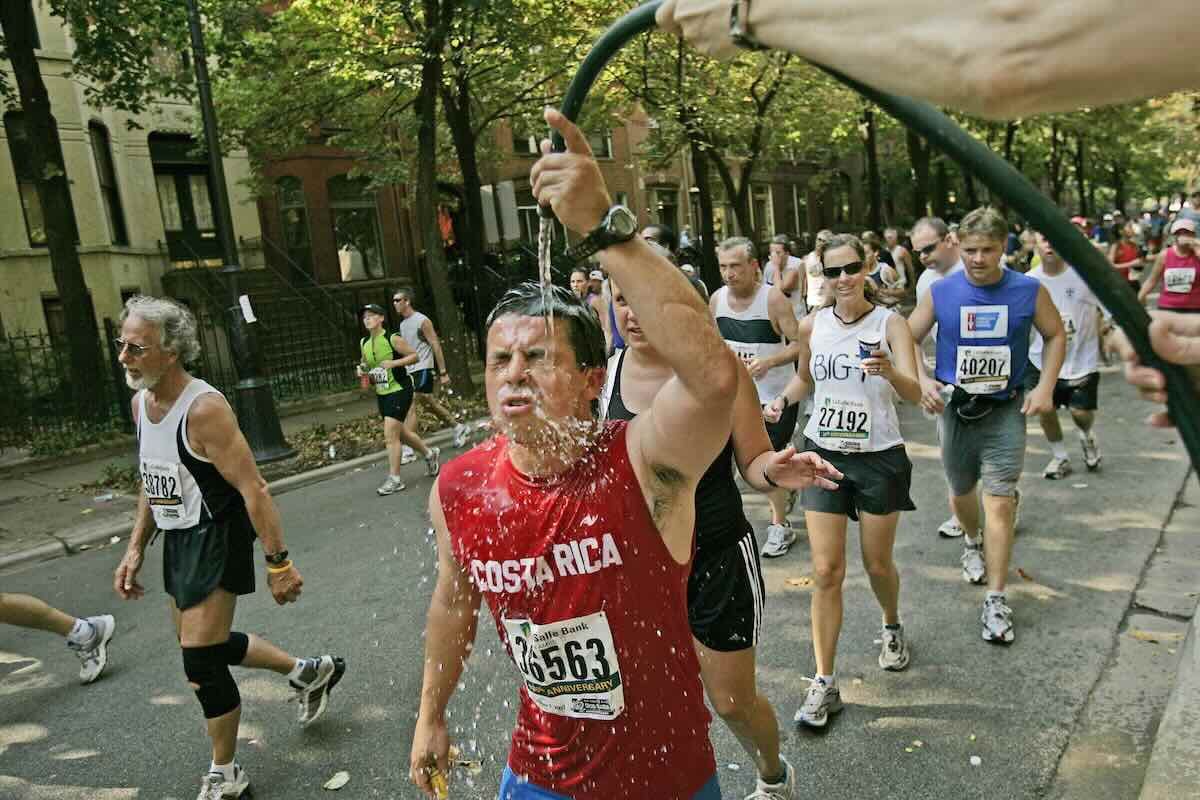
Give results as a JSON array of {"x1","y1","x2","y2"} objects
[
  {"x1": 912, "y1": 740, "x2": 924, "y2": 748},
  {"x1": 80, "y1": 508, "x2": 93, "y2": 515},
  {"x1": 1131, "y1": 629, "x2": 1185, "y2": 643},
  {"x1": 1016, "y1": 568, "x2": 1033, "y2": 581},
  {"x1": 970, "y1": 755, "x2": 982, "y2": 767},
  {"x1": 785, "y1": 576, "x2": 813, "y2": 588},
  {"x1": 323, "y1": 771, "x2": 350, "y2": 791}
]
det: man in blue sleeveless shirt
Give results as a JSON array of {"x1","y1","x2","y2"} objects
[{"x1": 909, "y1": 208, "x2": 1067, "y2": 645}]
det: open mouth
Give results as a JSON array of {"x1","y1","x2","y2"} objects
[{"x1": 500, "y1": 394, "x2": 535, "y2": 415}]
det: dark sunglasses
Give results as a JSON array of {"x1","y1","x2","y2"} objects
[
  {"x1": 392, "y1": 297, "x2": 406, "y2": 303},
  {"x1": 114, "y1": 338, "x2": 152, "y2": 358},
  {"x1": 822, "y1": 262, "x2": 865, "y2": 279},
  {"x1": 916, "y1": 237, "x2": 945, "y2": 257}
]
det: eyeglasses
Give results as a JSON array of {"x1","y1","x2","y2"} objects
[
  {"x1": 392, "y1": 297, "x2": 406, "y2": 303},
  {"x1": 822, "y1": 262, "x2": 865, "y2": 279},
  {"x1": 113, "y1": 338, "x2": 152, "y2": 358},
  {"x1": 916, "y1": 238, "x2": 945, "y2": 258}
]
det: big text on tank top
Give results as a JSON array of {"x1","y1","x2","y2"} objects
[
  {"x1": 803, "y1": 306, "x2": 905, "y2": 453},
  {"x1": 932, "y1": 269, "x2": 1040, "y2": 398},
  {"x1": 599, "y1": 350, "x2": 749, "y2": 551},
  {"x1": 136, "y1": 379, "x2": 244, "y2": 531},
  {"x1": 439, "y1": 423, "x2": 715, "y2": 800},
  {"x1": 713, "y1": 283, "x2": 793, "y2": 404},
  {"x1": 1157, "y1": 247, "x2": 1200, "y2": 311}
]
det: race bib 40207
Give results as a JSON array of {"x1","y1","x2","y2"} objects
[
  {"x1": 956, "y1": 345, "x2": 1012, "y2": 395},
  {"x1": 502, "y1": 611, "x2": 624, "y2": 720}
]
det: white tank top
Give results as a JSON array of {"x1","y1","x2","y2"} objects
[
  {"x1": 399, "y1": 311, "x2": 436, "y2": 373},
  {"x1": 713, "y1": 284, "x2": 794, "y2": 404},
  {"x1": 803, "y1": 306, "x2": 905, "y2": 453},
  {"x1": 137, "y1": 379, "x2": 224, "y2": 531}
]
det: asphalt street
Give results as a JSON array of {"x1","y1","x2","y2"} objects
[{"x1": 0, "y1": 367, "x2": 1191, "y2": 800}]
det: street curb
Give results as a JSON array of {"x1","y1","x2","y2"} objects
[
  {"x1": 0, "y1": 420, "x2": 482, "y2": 574},
  {"x1": 1139, "y1": 616, "x2": 1200, "y2": 798}
]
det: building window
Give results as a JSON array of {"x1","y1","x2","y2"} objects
[
  {"x1": 150, "y1": 133, "x2": 223, "y2": 267},
  {"x1": 276, "y1": 176, "x2": 313, "y2": 278},
  {"x1": 587, "y1": 131, "x2": 613, "y2": 159},
  {"x1": 4, "y1": 112, "x2": 79, "y2": 248},
  {"x1": 648, "y1": 185, "x2": 679, "y2": 234},
  {"x1": 88, "y1": 122, "x2": 128, "y2": 245},
  {"x1": 751, "y1": 184, "x2": 774, "y2": 237},
  {"x1": 328, "y1": 174, "x2": 385, "y2": 281},
  {"x1": 41, "y1": 293, "x2": 95, "y2": 342},
  {"x1": 512, "y1": 122, "x2": 539, "y2": 156}
]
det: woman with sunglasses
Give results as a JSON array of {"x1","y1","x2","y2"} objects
[{"x1": 764, "y1": 234, "x2": 922, "y2": 729}]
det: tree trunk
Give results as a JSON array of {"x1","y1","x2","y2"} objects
[
  {"x1": 933, "y1": 160, "x2": 949, "y2": 219},
  {"x1": 440, "y1": 78, "x2": 488, "y2": 350},
  {"x1": 708, "y1": 152, "x2": 753, "y2": 242},
  {"x1": 963, "y1": 170, "x2": 979, "y2": 210},
  {"x1": 906, "y1": 129, "x2": 930, "y2": 221},
  {"x1": 1048, "y1": 123, "x2": 1065, "y2": 206},
  {"x1": 0, "y1": 2, "x2": 103, "y2": 418},
  {"x1": 1112, "y1": 164, "x2": 1127, "y2": 214},
  {"x1": 686, "y1": 132, "x2": 720, "y2": 292},
  {"x1": 415, "y1": 0, "x2": 473, "y2": 393},
  {"x1": 1074, "y1": 134, "x2": 1088, "y2": 217},
  {"x1": 863, "y1": 108, "x2": 882, "y2": 231}
]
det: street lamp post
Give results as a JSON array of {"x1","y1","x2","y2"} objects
[{"x1": 185, "y1": 0, "x2": 293, "y2": 462}]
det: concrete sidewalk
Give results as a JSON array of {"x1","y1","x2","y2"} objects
[{"x1": 0, "y1": 389, "x2": 469, "y2": 570}]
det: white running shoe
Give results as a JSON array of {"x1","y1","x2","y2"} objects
[
  {"x1": 745, "y1": 756, "x2": 795, "y2": 800},
  {"x1": 424, "y1": 446, "x2": 441, "y2": 477},
  {"x1": 1043, "y1": 456, "x2": 1072, "y2": 480},
  {"x1": 69, "y1": 614, "x2": 114, "y2": 685},
  {"x1": 1079, "y1": 432, "x2": 1102, "y2": 471},
  {"x1": 878, "y1": 624, "x2": 911, "y2": 671},
  {"x1": 453, "y1": 423, "x2": 469, "y2": 448},
  {"x1": 400, "y1": 446, "x2": 417, "y2": 465},
  {"x1": 195, "y1": 764, "x2": 250, "y2": 800},
  {"x1": 937, "y1": 516, "x2": 964, "y2": 538},
  {"x1": 961, "y1": 541, "x2": 986, "y2": 584},
  {"x1": 290, "y1": 655, "x2": 347, "y2": 726},
  {"x1": 376, "y1": 475, "x2": 405, "y2": 496},
  {"x1": 760, "y1": 523, "x2": 797, "y2": 558},
  {"x1": 794, "y1": 677, "x2": 843, "y2": 728},
  {"x1": 981, "y1": 595, "x2": 1015, "y2": 644}
]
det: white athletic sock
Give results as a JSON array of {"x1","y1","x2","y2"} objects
[
  {"x1": 964, "y1": 532, "x2": 982, "y2": 547},
  {"x1": 389, "y1": 473, "x2": 402, "y2": 479},
  {"x1": 209, "y1": 760, "x2": 236, "y2": 781},
  {"x1": 817, "y1": 673, "x2": 835, "y2": 687},
  {"x1": 67, "y1": 618, "x2": 95, "y2": 647},
  {"x1": 986, "y1": 590, "x2": 1006, "y2": 603},
  {"x1": 1051, "y1": 440, "x2": 1069, "y2": 460}
]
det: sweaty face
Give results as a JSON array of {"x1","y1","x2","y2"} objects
[
  {"x1": 484, "y1": 315, "x2": 602, "y2": 448},
  {"x1": 718, "y1": 248, "x2": 757, "y2": 292},
  {"x1": 959, "y1": 234, "x2": 1005, "y2": 282},
  {"x1": 910, "y1": 225, "x2": 952, "y2": 270},
  {"x1": 362, "y1": 310, "x2": 384, "y2": 331},
  {"x1": 1035, "y1": 233, "x2": 1058, "y2": 265},
  {"x1": 118, "y1": 315, "x2": 174, "y2": 391},
  {"x1": 569, "y1": 273, "x2": 587, "y2": 297}
]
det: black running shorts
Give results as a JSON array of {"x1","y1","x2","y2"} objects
[
  {"x1": 377, "y1": 388, "x2": 414, "y2": 421},
  {"x1": 1022, "y1": 366, "x2": 1100, "y2": 411},
  {"x1": 688, "y1": 526, "x2": 764, "y2": 652},
  {"x1": 163, "y1": 512, "x2": 256, "y2": 611},
  {"x1": 764, "y1": 401, "x2": 800, "y2": 452},
  {"x1": 410, "y1": 369, "x2": 436, "y2": 394},
  {"x1": 800, "y1": 439, "x2": 916, "y2": 521}
]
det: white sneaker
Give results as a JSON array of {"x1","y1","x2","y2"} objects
[
  {"x1": 401, "y1": 446, "x2": 417, "y2": 465},
  {"x1": 878, "y1": 624, "x2": 911, "y2": 671},
  {"x1": 453, "y1": 423, "x2": 469, "y2": 448},
  {"x1": 961, "y1": 541, "x2": 986, "y2": 584},
  {"x1": 424, "y1": 446, "x2": 441, "y2": 477},
  {"x1": 760, "y1": 523, "x2": 797, "y2": 558},
  {"x1": 937, "y1": 516, "x2": 964, "y2": 538},
  {"x1": 794, "y1": 677, "x2": 843, "y2": 728},
  {"x1": 745, "y1": 756, "x2": 795, "y2": 800},
  {"x1": 376, "y1": 475, "x2": 405, "y2": 496},
  {"x1": 195, "y1": 764, "x2": 250, "y2": 800},
  {"x1": 290, "y1": 655, "x2": 347, "y2": 726},
  {"x1": 1079, "y1": 432, "x2": 1102, "y2": 471},
  {"x1": 1043, "y1": 456, "x2": 1072, "y2": 480},
  {"x1": 981, "y1": 595, "x2": 1015, "y2": 644},
  {"x1": 69, "y1": 614, "x2": 114, "y2": 684}
]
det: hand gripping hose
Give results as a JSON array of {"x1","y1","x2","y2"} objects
[{"x1": 545, "y1": 0, "x2": 1200, "y2": 471}]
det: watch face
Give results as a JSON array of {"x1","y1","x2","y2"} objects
[{"x1": 607, "y1": 206, "x2": 638, "y2": 239}]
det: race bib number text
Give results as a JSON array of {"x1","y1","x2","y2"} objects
[
  {"x1": 1165, "y1": 267, "x2": 1196, "y2": 294},
  {"x1": 813, "y1": 395, "x2": 871, "y2": 452},
  {"x1": 141, "y1": 458, "x2": 183, "y2": 521},
  {"x1": 369, "y1": 367, "x2": 389, "y2": 385},
  {"x1": 956, "y1": 345, "x2": 1012, "y2": 395}
]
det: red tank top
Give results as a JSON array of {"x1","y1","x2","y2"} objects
[
  {"x1": 1112, "y1": 241, "x2": 1138, "y2": 280},
  {"x1": 1157, "y1": 247, "x2": 1200, "y2": 310},
  {"x1": 439, "y1": 421, "x2": 715, "y2": 799}
]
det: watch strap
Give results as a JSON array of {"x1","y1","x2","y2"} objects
[{"x1": 264, "y1": 549, "x2": 290, "y2": 566}]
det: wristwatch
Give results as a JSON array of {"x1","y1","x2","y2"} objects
[
  {"x1": 564, "y1": 205, "x2": 638, "y2": 265},
  {"x1": 264, "y1": 549, "x2": 290, "y2": 566}
]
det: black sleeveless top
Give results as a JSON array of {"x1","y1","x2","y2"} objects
[{"x1": 605, "y1": 350, "x2": 750, "y2": 551}]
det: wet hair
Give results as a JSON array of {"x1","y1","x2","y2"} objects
[
  {"x1": 642, "y1": 224, "x2": 677, "y2": 254},
  {"x1": 958, "y1": 207, "x2": 1009, "y2": 242},
  {"x1": 769, "y1": 234, "x2": 791, "y2": 250},
  {"x1": 391, "y1": 287, "x2": 413, "y2": 302},
  {"x1": 912, "y1": 216, "x2": 950, "y2": 239},
  {"x1": 486, "y1": 282, "x2": 606, "y2": 370},
  {"x1": 821, "y1": 234, "x2": 880, "y2": 307},
  {"x1": 120, "y1": 295, "x2": 201, "y2": 365},
  {"x1": 718, "y1": 236, "x2": 757, "y2": 263}
]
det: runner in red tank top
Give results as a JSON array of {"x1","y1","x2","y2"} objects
[
  {"x1": 410, "y1": 108, "x2": 741, "y2": 800},
  {"x1": 1139, "y1": 218, "x2": 1200, "y2": 312}
]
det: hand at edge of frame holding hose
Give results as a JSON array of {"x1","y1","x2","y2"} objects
[{"x1": 1108, "y1": 311, "x2": 1200, "y2": 429}]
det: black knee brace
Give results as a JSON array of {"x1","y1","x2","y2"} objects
[{"x1": 182, "y1": 641, "x2": 242, "y2": 719}]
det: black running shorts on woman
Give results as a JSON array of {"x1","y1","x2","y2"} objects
[{"x1": 800, "y1": 439, "x2": 917, "y2": 521}]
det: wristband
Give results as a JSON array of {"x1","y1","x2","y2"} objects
[
  {"x1": 729, "y1": 0, "x2": 769, "y2": 51},
  {"x1": 267, "y1": 560, "x2": 293, "y2": 574},
  {"x1": 763, "y1": 466, "x2": 781, "y2": 490}
]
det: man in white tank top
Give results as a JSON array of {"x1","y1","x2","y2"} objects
[
  {"x1": 393, "y1": 289, "x2": 469, "y2": 452},
  {"x1": 111, "y1": 296, "x2": 345, "y2": 799},
  {"x1": 711, "y1": 236, "x2": 804, "y2": 558}
]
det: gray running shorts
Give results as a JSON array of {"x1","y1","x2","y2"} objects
[{"x1": 936, "y1": 393, "x2": 1026, "y2": 497}]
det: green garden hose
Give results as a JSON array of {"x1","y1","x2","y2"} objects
[{"x1": 550, "y1": 1, "x2": 1200, "y2": 470}]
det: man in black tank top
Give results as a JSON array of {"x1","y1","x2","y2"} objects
[
  {"x1": 111, "y1": 296, "x2": 346, "y2": 799},
  {"x1": 603, "y1": 278, "x2": 840, "y2": 799}
]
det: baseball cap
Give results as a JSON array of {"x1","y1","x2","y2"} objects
[
  {"x1": 1171, "y1": 218, "x2": 1197, "y2": 235},
  {"x1": 589, "y1": 270, "x2": 604, "y2": 281},
  {"x1": 361, "y1": 303, "x2": 386, "y2": 315}
]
